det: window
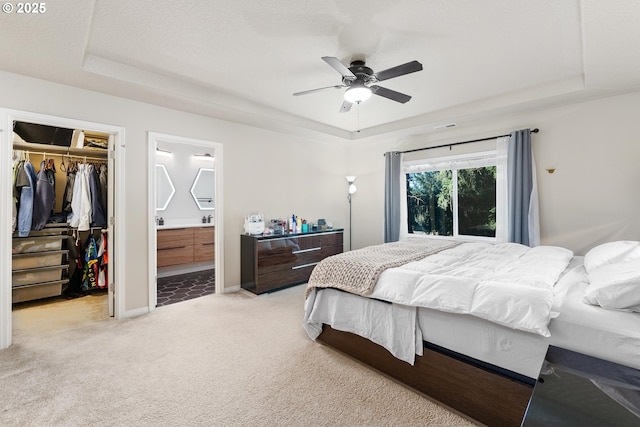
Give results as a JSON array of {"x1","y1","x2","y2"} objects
[{"x1": 404, "y1": 152, "x2": 501, "y2": 239}]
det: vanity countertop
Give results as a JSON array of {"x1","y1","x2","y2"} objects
[{"x1": 157, "y1": 223, "x2": 214, "y2": 230}]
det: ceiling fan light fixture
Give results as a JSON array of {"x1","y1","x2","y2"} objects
[{"x1": 344, "y1": 85, "x2": 372, "y2": 103}]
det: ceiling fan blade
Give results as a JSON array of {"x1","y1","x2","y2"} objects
[
  {"x1": 322, "y1": 56, "x2": 356, "y2": 80},
  {"x1": 373, "y1": 60, "x2": 423, "y2": 82},
  {"x1": 370, "y1": 85, "x2": 412, "y2": 103},
  {"x1": 293, "y1": 85, "x2": 346, "y2": 96},
  {"x1": 339, "y1": 100, "x2": 352, "y2": 113}
]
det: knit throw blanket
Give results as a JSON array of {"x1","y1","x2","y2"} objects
[{"x1": 306, "y1": 238, "x2": 460, "y2": 298}]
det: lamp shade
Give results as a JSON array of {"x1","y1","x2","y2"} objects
[
  {"x1": 344, "y1": 85, "x2": 371, "y2": 103},
  {"x1": 346, "y1": 176, "x2": 357, "y2": 194}
]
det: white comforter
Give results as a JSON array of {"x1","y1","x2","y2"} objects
[
  {"x1": 304, "y1": 240, "x2": 573, "y2": 364},
  {"x1": 368, "y1": 241, "x2": 573, "y2": 337}
]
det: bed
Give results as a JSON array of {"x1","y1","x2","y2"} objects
[{"x1": 303, "y1": 238, "x2": 640, "y2": 426}]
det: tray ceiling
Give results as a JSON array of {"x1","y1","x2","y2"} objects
[{"x1": 1, "y1": 0, "x2": 640, "y2": 140}]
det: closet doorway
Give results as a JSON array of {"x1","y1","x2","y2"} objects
[
  {"x1": 0, "y1": 110, "x2": 126, "y2": 349},
  {"x1": 147, "y1": 133, "x2": 224, "y2": 310}
]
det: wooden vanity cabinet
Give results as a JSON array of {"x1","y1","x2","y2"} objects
[
  {"x1": 194, "y1": 227, "x2": 215, "y2": 263},
  {"x1": 157, "y1": 226, "x2": 214, "y2": 268}
]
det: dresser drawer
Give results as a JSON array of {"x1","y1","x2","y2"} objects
[
  {"x1": 257, "y1": 246, "x2": 336, "y2": 274},
  {"x1": 255, "y1": 263, "x2": 317, "y2": 294},
  {"x1": 256, "y1": 231, "x2": 342, "y2": 257}
]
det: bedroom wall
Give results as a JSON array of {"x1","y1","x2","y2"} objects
[
  {"x1": 0, "y1": 70, "x2": 349, "y2": 314},
  {"x1": 346, "y1": 89, "x2": 640, "y2": 255}
]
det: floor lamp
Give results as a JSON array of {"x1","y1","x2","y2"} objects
[{"x1": 346, "y1": 176, "x2": 357, "y2": 251}]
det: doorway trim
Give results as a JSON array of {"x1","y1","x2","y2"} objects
[
  {"x1": 1, "y1": 109, "x2": 126, "y2": 350},
  {"x1": 147, "y1": 132, "x2": 224, "y2": 311}
]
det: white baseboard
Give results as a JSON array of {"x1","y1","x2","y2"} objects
[
  {"x1": 123, "y1": 307, "x2": 150, "y2": 319},
  {"x1": 224, "y1": 285, "x2": 241, "y2": 294}
]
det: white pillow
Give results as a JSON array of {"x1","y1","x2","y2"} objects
[
  {"x1": 584, "y1": 241, "x2": 640, "y2": 274},
  {"x1": 583, "y1": 259, "x2": 640, "y2": 312}
]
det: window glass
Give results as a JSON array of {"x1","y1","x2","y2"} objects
[
  {"x1": 406, "y1": 170, "x2": 452, "y2": 236},
  {"x1": 457, "y1": 167, "x2": 496, "y2": 237},
  {"x1": 405, "y1": 154, "x2": 498, "y2": 240}
]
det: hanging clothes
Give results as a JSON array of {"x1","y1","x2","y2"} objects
[
  {"x1": 99, "y1": 163, "x2": 108, "y2": 218},
  {"x1": 97, "y1": 231, "x2": 108, "y2": 289},
  {"x1": 45, "y1": 158, "x2": 56, "y2": 208},
  {"x1": 12, "y1": 159, "x2": 24, "y2": 232},
  {"x1": 69, "y1": 163, "x2": 92, "y2": 231},
  {"x1": 32, "y1": 160, "x2": 55, "y2": 230},
  {"x1": 61, "y1": 161, "x2": 77, "y2": 214},
  {"x1": 88, "y1": 164, "x2": 106, "y2": 227},
  {"x1": 82, "y1": 234, "x2": 99, "y2": 291},
  {"x1": 63, "y1": 231, "x2": 85, "y2": 298},
  {"x1": 16, "y1": 160, "x2": 37, "y2": 237}
]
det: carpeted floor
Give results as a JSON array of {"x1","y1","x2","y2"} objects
[
  {"x1": 156, "y1": 269, "x2": 215, "y2": 307},
  {"x1": 3, "y1": 284, "x2": 478, "y2": 427}
]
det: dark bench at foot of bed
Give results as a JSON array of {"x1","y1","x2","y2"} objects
[{"x1": 318, "y1": 324, "x2": 534, "y2": 427}]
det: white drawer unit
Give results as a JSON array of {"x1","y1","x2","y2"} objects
[{"x1": 12, "y1": 225, "x2": 70, "y2": 303}]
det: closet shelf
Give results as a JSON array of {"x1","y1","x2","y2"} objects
[{"x1": 13, "y1": 141, "x2": 108, "y2": 158}]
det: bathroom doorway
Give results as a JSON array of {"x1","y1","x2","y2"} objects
[{"x1": 147, "y1": 133, "x2": 224, "y2": 309}]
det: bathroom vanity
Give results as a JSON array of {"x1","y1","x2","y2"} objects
[{"x1": 157, "y1": 224, "x2": 215, "y2": 268}]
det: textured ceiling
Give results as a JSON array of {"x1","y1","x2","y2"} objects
[{"x1": 1, "y1": 0, "x2": 640, "y2": 141}]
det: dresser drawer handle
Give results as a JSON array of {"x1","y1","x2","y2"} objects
[
  {"x1": 292, "y1": 247, "x2": 321, "y2": 255},
  {"x1": 159, "y1": 245, "x2": 187, "y2": 250},
  {"x1": 291, "y1": 262, "x2": 319, "y2": 270}
]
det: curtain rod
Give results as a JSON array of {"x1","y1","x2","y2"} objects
[{"x1": 398, "y1": 128, "x2": 539, "y2": 155}]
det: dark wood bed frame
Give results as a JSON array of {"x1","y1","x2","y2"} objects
[{"x1": 318, "y1": 324, "x2": 535, "y2": 427}]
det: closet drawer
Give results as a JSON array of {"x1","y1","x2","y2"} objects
[
  {"x1": 12, "y1": 250, "x2": 68, "y2": 270},
  {"x1": 12, "y1": 235, "x2": 65, "y2": 254},
  {"x1": 12, "y1": 265, "x2": 68, "y2": 287},
  {"x1": 13, "y1": 280, "x2": 66, "y2": 304}
]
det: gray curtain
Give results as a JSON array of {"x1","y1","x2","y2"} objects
[
  {"x1": 507, "y1": 129, "x2": 534, "y2": 245},
  {"x1": 384, "y1": 151, "x2": 401, "y2": 242}
]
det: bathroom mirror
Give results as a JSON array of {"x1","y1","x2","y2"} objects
[
  {"x1": 190, "y1": 168, "x2": 215, "y2": 210},
  {"x1": 156, "y1": 164, "x2": 176, "y2": 211}
]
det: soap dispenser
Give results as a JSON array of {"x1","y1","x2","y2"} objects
[{"x1": 202, "y1": 215, "x2": 207, "y2": 223}]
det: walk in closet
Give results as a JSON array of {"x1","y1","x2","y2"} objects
[{"x1": 11, "y1": 121, "x2": 113, "y2": 313}]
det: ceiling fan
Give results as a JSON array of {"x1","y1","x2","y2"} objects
[{"x1": 293, "y1": 56, "x2": 423, "y2": 113}]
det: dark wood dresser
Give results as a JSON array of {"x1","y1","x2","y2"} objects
[{"x1": 241, "y1": 229, "x2": 343, "y2": 294}]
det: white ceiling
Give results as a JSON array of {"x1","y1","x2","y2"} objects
[{"x1": 1, "y1": 0, "x2": 640, "y2": 141}]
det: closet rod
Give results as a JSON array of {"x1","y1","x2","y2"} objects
[
  {"x1": 396, "y1": 128, "x2": 539, "y2": 155},
  {"x1": 15, "y1": 150, "x2": 107, "y2": 163}
]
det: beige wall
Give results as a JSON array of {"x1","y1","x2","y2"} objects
[
  {"x1": 1, "y1": 71, "x2": 348, "y2": 314},
  {"x1": 4, "y1": 69, "x2": 640, "y2": 316},
  {"x1": 346, "y1": 90, "x2": 640, "y2": 255}
]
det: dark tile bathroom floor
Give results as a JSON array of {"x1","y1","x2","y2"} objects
[{"x1": 156, "y1": 269, "x2": 215, "y2": 307}]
